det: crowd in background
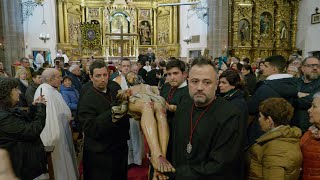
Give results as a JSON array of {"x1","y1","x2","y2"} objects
[{"x1": 0, "y1": 49, "x2": 320, "y2": 180}]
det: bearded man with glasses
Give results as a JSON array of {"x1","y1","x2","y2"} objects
[{"x1": 292, "y1": 56, "x2": 320, "y2": 132}]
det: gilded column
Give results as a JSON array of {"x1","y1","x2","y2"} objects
[
  {"x1": 153, "y1": 8, "x2": 157, "y2": 45},
  {"x1": 58, "y1": 0, "x2": 65, "y2": 43},
  {"x1": 233, "y1": 2, "x2": 240, "y2": 47},
  {"x1": 173, "y1": 6, "x2": 178, "y2": 44},
  {"x1": 275, "y1": 2, "x2": 282, "y2": 48},
  {"x1": 63, "y1": 2, "x2": 69, "y2": 44},
  {"x1": 81, "y1": 6, "x2": 85, "y2": 22},
  {"x1": 169, "y1": 7, "x2": 173, "y2": 44},
  {"x1": 291, "y1": 1, "x2": 299, "y2": 50}
]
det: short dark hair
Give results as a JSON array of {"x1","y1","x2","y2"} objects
[
  {"x1": 259, "y1": 97, "x2": 294, "y2": 126},
  {"x1": 120, "y1": 58, "x2": 131, "y2": 65},
  {"x1": 302, "y1": 56, "x2": 320, "y2": 65},
  {"x1": 190, "y1": 56, "x2": 217, "y2": 73},
  {"x1": 243, "y1": 58, "x2": 250, "y2": 64},
  {"x1": 264, "y1": 55, "x2": 287, "y2": 73},
  {"x1": 242, "y1": 64, "x2": 253, "y2": 74},
  {"x1": 159, "y1": 61, "x2": 166, "y2": 68},
  {"x1": 64, "y1": 63, "x2": 70, "y2": 68},
  {"x1": 0, "y1": 77, "x2": 19, "y2": 108},
  {"x1": 219, "y1": 69, "x2": 243, "y2": 89},
  {"x1": 166, "y1": 59, "x2": 186, "y2": 72},
  {"x1": 89, "y1": 60, "x2": 107, "y2": 75},
  {"x1": 31, "y1": 71, "x2": 42, "y2": 78}
]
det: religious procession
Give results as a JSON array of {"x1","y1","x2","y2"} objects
[{"x1": 1, "y1": 0, "x2": 320, "y2": 180}]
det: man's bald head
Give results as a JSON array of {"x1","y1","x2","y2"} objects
[{"x1": 41, "y1": 68, "x2": 62, "y2": 88}]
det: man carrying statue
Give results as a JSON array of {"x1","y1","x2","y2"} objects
[
  {"x1": 113, "y1": 71, "x2": 176, "y2": 174},
  {"x1": 78, "y1": 60, "x2": 175, "y2": 180}
]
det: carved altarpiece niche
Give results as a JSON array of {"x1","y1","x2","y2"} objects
[
  {"x1": 229, "y1": 0, "x2": 300, "y2": 61},
  {"x1": 56, "y1": 0, "x2": 180, "y2": 60}
]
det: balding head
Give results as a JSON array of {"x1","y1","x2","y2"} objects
[
  {"x1": 69, "y1": 64, "x2": 81, "y2": 76},
  {"x1": 41, "y1": 68, "x2": 62, "y2": 88}
]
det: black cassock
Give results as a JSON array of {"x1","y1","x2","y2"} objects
[
  {"x1": 171, "y1": 97, "x2": 245, "y2": 180},
  {"x1": 78, "y1": 81, "x2": 130, "y2": 180}
]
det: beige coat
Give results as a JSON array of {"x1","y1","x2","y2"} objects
[{"x1": 247, "y1": 125, "x2": 302, "y2": 180}]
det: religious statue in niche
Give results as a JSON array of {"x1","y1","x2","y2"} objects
[
  {"x1": 68, "y1": 17, "x2": 81, "y2": 45},
  {"x1": 139, "y1": 21, "x2": 151, "y2": 45},
  {"x1": 280, "y1": 21, "x2": 288, "y2": 40},
  {"x1": 111, "y1": 13, "x2": 129, "y2": 33},
  {"x1": 239, "y1": 19, "x2": 250, "y2": 45},
  {"x1": 260, "y1": 12, "x2": 272, "y2": 37}
]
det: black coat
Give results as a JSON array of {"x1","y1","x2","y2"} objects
[
  {"x1": 146, "y1": 69, "x2": 159, "y2": 86},
  {"x1": 292, "y1": 78, "x2": 320, "y2": 132},
  {"x1": 17, "y1": 80, "x2": 28, "y2": 107},
  {"x1": 171, "y1": 97, "x2": 245, "y2": 180},
  {"x1": 69, "y1": 73, "x2": 82, "y2": 92},
  {"x1": 138, "y1": 68, "x2": 147, "y2": 82},
  {"x1": 244, "y1": 73, "x2": 257, "y2": 95},
  {"x1": 77, "y1": 80, "x2": 129, "y2": 180},
  {"x1": 0, "y1": 104, "x2": 47, "y2": 180},
  {"x1": 25, "y1": 81, "x2": 39, "y2": 107},
  {"x1": 247, "y1": 77, "x2": 298, "y2": 143}
]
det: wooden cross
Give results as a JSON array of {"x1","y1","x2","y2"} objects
[{"x1": 106, "y1": 26, "x2": 138, "y2": 57}]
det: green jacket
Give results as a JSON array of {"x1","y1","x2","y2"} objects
[{"x1": 247, "y1": 125, "x2": 302, "y2": 180}]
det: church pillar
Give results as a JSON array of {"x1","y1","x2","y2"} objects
[
  {"x1": 0, "y1": 0, "x2": 25, "y2": 75},
  {"x1": 63, "y1": 2, "x2": 69, "y2": 44},
  {"x1": 173, "y1": 6, "x2": 178, "y2": 44},
  {"x1": 169, "y1": 7, "x2": 173, "y2": 44},
  {"x1": 58, "y1": 0, "x2": 65, "y2": 43},
  {"x1": 153, "y1": 8, "x2": 157, "y2": 45},
  {"x1": 207, "y1": 0, "x2": 229, "y2": 57},
  {"x1": 291, "y1": 1, "x2": 299, "y2": 51}
]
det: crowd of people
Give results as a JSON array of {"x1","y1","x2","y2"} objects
[{"x1": 0, "y1": 52, "x2": 319, "y2": 180}]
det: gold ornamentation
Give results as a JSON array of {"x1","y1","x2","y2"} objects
[
  {"x1": 57, "y1": 0, "x2": 180, "y2": 60},
  {"x1": 230, "y1": 0, "x2": 300, "y2": 61}
]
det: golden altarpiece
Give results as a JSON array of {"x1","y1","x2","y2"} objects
[
  {"x1": 228, "y1": 0, "x2": 300, "y2": 60},
  {"x1": 56, "y1": 0, "x2": 180, "y2": 60}
]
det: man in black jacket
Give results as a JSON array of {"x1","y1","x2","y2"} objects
[
  {"x1": 160, "y1": 57, "x2": 245, "y2": 180},
  {"x1": 247, "y1": 55, "x2": 298, "y2": 143},
  {"x1": 25, "y1": 71, "x2": 42, "y2": 107},
  {"x1": 292, "y1": 56, "x2": 320, "y2": 132},
  {"x1": 78, "y1": 60, "x2": 130, "y2": 180}
]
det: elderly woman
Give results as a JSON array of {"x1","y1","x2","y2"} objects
[
  {"x1": 247, "y1": 97, "x2": 302, "y2": 180},
  {"x1": 0, "y1": 77, "x2": 47, "y2": 180},
  {"x1": 15, "y1": 68, "x2": 29, "y2": 108},
  {"x1": 300, "y1": 92, "x2": 320, "y2": 180}
]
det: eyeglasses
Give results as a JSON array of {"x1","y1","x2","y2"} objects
[{"x1": 303, "y1": 64, "x2": 320, "y2": 68}]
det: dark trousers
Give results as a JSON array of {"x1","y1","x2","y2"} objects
[{"x1": 83, "y1": 148, "x2": 128, "y2": 180}]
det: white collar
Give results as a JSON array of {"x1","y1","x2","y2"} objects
[
  {"x1": 178, "y1": 80, "x2": 187, "y2": 89},
  {"x1": 266, "y1": 74, "x2": 293, "y2": 80}
]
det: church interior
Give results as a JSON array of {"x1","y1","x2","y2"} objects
[
  {"x1": 0, "y1": 0, "x2": 320, "y2": 180},
  {"x1": 0, "y1": 0, "x2": 319, "y2": 74}
]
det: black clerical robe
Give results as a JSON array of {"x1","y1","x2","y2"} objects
[
  {"x1": 171, "y1": 97, "x2": 245, "y2": 180},
  {"x1": 78, "y1": 81, "x2": 130, "y2": 180},
  {"x1": 160, "y1": 82, "x2": 189, "y2": 126}
]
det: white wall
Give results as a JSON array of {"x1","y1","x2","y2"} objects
[
  {"x1": 297, "y1": 0, "x2": 320, "y2": 58},
  {"x1": 23, "y1": 0, "x2": 57, "y2": 62},
  {"x1": 179, "y1": 0, "x2": 208, "y2": 59}
]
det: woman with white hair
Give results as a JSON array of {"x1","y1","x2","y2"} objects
[
  {"x1": 300, "y1": 92, "x2": 320, "y2": 180},
  {"x1": 15, "y1": 68, "x2": 28, "y2": 108}
]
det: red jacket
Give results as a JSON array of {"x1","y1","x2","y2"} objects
[{"x1": 301, "y1": 131, "x2": 320, "y2": 180}]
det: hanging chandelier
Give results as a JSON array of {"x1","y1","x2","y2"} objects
[
  {"x1": 183, "y1": 23, "x2": 192, "y2": 44},
  {"x1": 39, "y1": 3, "x2": 50, "y2": 43}
]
